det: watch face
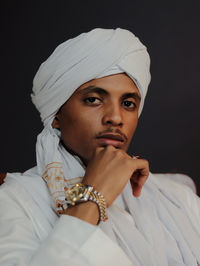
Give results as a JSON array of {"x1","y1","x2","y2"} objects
[{"x1": 65, "y1": 184, "x2": 87, "y2": 204}]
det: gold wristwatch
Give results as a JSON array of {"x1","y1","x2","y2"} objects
[{"x1": 65, "y1": 183, "x2": 107, "y2": 223}]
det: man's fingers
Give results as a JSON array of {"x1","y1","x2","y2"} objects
[
  {"x1": 130, "y1": 158, "x2": 149, "y2": 197},
  {"x1": 132, "y1": 158, "x2": 149, "y2": 176},
  {"x1": 130, "y1": 180, "x2": 142, "y2": 197}
]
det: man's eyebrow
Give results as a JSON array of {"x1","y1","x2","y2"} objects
[
  {"x1": 77, "y1": 85, "x2": 141, "y2": 101},
  {"x1": 77, "y1": 86, "x2": 108, "y2": 95},
  {"x1": 122, "y1": 92, "x2": 141, "y2": 102}
]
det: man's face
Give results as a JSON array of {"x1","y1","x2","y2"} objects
[{"x1": 53, "y1": 73, "x2": 141, "y2": 165}]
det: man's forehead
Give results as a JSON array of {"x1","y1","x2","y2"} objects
[{"x1": 76, "y1": 73, "x2": 140, "y2": 95}]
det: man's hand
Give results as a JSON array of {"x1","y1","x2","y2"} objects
[
  {"x1": 83, "y1": 145, "x2": 149, "y2": 207},
  {"x1": 65, "y1": 145, "x2": 149, "y2": 225}
]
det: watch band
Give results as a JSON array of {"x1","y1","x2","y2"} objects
[{"x1": 89, "y1": 189, "x2": 108, "y2": 224}]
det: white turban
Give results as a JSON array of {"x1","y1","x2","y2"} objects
[
  {"x1": 31, "y1": 28, "x2": 151, "y2": 213},
  {"x1": 31, "y1": 28, "x2": 151, "y2": 125}
]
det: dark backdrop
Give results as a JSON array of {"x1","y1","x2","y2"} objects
[{"x1": 1, "y1": 1, "x2": 200, "y2": 193}]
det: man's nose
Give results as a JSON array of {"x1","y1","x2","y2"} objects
[{"x1": 102, "y1": 103, "x2": 123, "y2": 127}]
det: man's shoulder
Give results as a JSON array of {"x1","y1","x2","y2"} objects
[
  {"x1": 151, "y1": 172, "x2": 196, "y2": 194},
  {"x1": 0, "y1": 169, "x2": 48, "y2": 208},
  {"x1": 150, "y1": 172, "x2": 200, "y2": 217},
  {"x1": 0, "y1": 172, "x2": 30, "y2": 220}
]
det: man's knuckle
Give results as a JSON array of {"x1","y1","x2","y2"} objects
[
  {"x1": 141, "y1": 159, "x2": 149, "y2": 166},
  {"x1": 145, "y1": 160, "x2": 149, "y2": 168},
  {"x1": 123, "y1": 157, "x2": 132, "y2": 167},
  {"x1": 115, "y1": 149, "x2": 124, "y2": 158}
]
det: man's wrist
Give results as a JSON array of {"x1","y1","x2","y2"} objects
[
  {"x1": 64, "y1": 201, "x2": 100, "y2": 225},
  {"x1": 65, "y1": 182, "x2": 108, "y2": 224}
]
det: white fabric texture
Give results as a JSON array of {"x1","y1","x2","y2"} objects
[
  {"x1": 31, "y1": 28, "x2": 151, "y2": 213},
  {"x1": 1, "y1": 170, "x2": 200, "y2": 266}
]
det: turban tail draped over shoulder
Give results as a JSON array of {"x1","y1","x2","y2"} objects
[{"x1": 31, "y1": 28, "x2": 151, "y2": 213}]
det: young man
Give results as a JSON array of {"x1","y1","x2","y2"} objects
[{"x1": 0, "y1": 28, "x2": 200, "y2": 266}]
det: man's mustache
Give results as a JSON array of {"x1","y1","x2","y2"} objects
[{"x1": 95, "y1": 128, "x2": 128, "y2": 143}]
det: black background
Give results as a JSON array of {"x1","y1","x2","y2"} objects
[{"x1": 1, "y1": 1, "x2": 200, "y2": 193}]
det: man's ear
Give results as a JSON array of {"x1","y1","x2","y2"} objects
[{"x1": 52, "y1": 115, "x2": 60, "y2": 129}]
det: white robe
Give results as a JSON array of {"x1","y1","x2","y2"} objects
[{"x1": 0, "y1": 169, "x2": 200, "y2": 266}]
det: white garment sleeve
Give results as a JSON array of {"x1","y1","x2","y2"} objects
[{"x1": 0, "y1": 186, "x2": 133, "y2": 266}]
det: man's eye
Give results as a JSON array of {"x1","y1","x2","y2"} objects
[
  {"x1": 84, "y1": 97, "x2": 101, "y2": 104},
  {"x1": 122, "y1": 100, "x2": 136, "y2": 108}
]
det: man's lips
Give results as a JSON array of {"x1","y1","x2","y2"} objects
[{"x1": 96, "y1": 134, "x2": 125, "y2": 147}]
